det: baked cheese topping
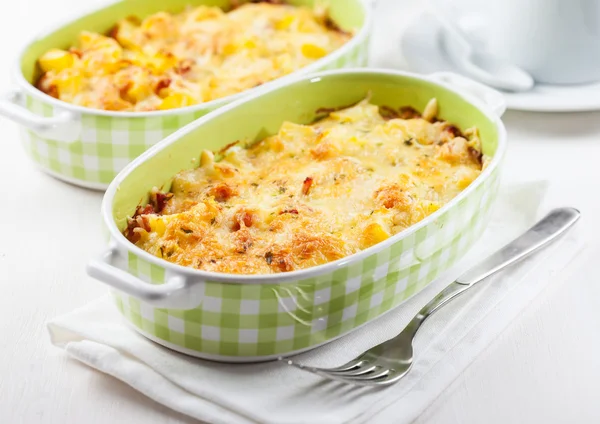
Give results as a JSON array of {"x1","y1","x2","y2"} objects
[
  {"x1": 35, "y1": 2, "x2": 352, "y2": 111},
  {"x1": 125, "y1": 99, "x2": 486, "y2": 274}
]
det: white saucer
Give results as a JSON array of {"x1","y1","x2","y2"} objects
[{"x1": 401, "y1": 12, "x2": 600, "y2": 112}]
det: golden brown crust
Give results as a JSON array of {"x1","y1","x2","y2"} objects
[{"x1": 125, "y1": 99, "x2": 485, "y2": 274}]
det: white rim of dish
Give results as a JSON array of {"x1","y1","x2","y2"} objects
[
  {"x1": 101, "y1": 67, "x2": 507, "y2": 285},
  {"x1": 12, "y1": 0, "x2": 373, "y2": 118}
]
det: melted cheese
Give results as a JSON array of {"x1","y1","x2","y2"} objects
[
  {"x1": 36, "y1": 3, "x2": 351, "y2": 111},
  {"x1": 126, "y1": 99, "x2": 486, "y2": 274}
]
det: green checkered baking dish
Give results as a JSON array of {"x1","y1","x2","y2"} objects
[
  {"x1": 87, "y1": 69, "x2": 507, "y2": 362},
  {"x1": 0, "y1": 0, "x2": 371, "y2": 190}
]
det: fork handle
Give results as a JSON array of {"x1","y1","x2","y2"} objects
[{"x1": 412, "y1": 207, "x2": 580, "y2": 325}]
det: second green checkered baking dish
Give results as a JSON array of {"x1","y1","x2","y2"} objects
[
  {"x1": 0, "y1": 0, "x2": 371, "y2": 190},
  {"x1": 87, "y1": 69, "x2": 507, "y2": 362}
]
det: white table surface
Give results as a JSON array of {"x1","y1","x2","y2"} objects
[{"x1": 2, "y1": 0, "x2": 600, "y2": 423}]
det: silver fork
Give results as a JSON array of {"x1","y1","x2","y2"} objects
[{"x1": 282, "y1": 207, "x2": 580, "y2": 386}]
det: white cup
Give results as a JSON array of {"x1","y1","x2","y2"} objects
[{"x1": 438, "y1": 0, "x2": 600, "y2": 85}]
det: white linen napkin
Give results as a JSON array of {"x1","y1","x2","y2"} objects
[{"x1": 48, "y1": 181, "x2": 585, "y2": 424}]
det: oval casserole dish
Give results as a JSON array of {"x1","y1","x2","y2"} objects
[
  {"x1": 1, "y1": 0, "x2": 371, "y2": 190},
  {"x1": 88, "y1": 69, "x2": 507, "y2": 362}
]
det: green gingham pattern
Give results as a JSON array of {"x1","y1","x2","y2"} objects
[
  {"x1": 111, "y1": 166, "x2": 501, "y2": 359},
  {"x1": 20, "y1": 102, "x2": 202, "y2": 186},
  {"x1": 19, "y1": 37, "x2": 369, "y2": 189}
]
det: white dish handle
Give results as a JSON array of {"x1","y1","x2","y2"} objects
[
  {"x1": 87, "y1": 246, "x2": 204, "y2": 310},
  {"x1": 0, "y1": 90, "x2": 81, "y2": 142},
  {"x1": 430, "y1": 72, "x2": 507, "y2": 117}
]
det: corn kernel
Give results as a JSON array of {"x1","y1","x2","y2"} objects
[
  {"x1": 135, "y1": 229, "x2": 149, "y2": 243},
  {"x1": 38, "y1": 49, "x2": 75, "y2": 73},
  {"x1": 104, "y1": 60, "x2": 131, "y2": 74},
  {"x1": 275, "y1": 15, "x2": 295, "y2": 30},
  {"x1": 427, "y1": 202, "x2": 441, "y2": 214},
  {"x1": 124, "y1": 82, "x2": 152, "y2": 103},
  {"x1": 301, "y1": 43, "x2": 327, "y2": 59},
  {"x1": 457, "y1": 177, "x2": 473, "y2": 190},
  {"x1": 222, "y1": 43, "x2": 237, "y2": 55},
  {"x1": 150, "y1": 54, "x2": 176, "y2": 74},
  {"x1": 243, "y1": 39, "x2": 256, "y2": 49},
  {"x1": 158, "y1": 92, "x2": 195, "y2": 110},
  {"x1": 361, "y1": 222, "x2": 390, "y2": 248},
  {"x1": 269, "y1": 138, "x2": 285, "y2": 153},
  {"x1": 53, "y1": 69, "x2": 82, "y2": 94},
  {"x1": 128, "y1": 52, "x2": 147, "y2": 68},
  {"x1": 148, "y1": 217, "x2": 167, "y2": 236}
]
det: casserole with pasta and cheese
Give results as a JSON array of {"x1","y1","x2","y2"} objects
[
  {"x1": 124, "y1": 98, "x2": 487, "y2": 274},
  {"x1": 88, "y1": 69, "x2": 506, "y2": 360},
  {"x1": 2, "y1": 0, "x2": 369, "y2": 189},
  {"x1": 35, "y1": 2, "x2": 352, "y2": 111}
]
